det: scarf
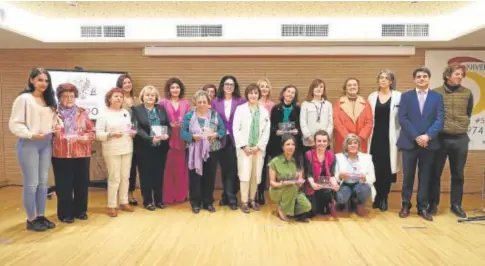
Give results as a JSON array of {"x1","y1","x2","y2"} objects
[
  {"x1": 282, "y1": 103, "x2": 293, "y2": 122},
  {"x1": 248, "y1": 105, "x2": 260, "y2": 147},
  {"x1": 58, "y1": 105, "x2": 78, "y2": 135},
  {"x1": 147, "y1": 107, "x2": 161, "y2": 146},
  {"x1": 187, "y1": 110, "x2": 211, "y2": 176},
  {"x1": 304, "y1": 149, "x2": 335, "y2": 196}
]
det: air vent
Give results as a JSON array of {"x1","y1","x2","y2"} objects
[
  {"x1": 80, "y1": 25, "x2": 125, "y2": 38},
  {"x1": 176, "y1": 25, "x2": 223, "y2": 37},
  {"x1": 381, "y1": 24, "x2": 429, "y2": 37},
  {"x1": 281, "y1": 24, "x2": 329, "y2": 37}
]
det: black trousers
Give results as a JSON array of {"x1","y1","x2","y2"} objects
[
  {"x1": 430, "y1": 134, "x2": 469, "y2": 206},
  {"x1": 129, "y1": 152, "x2": 138, "y2": 192},
  {"x1": 216, "y1": 137, "x2": 238, "y2": 205},
  {"x1": 52, "y1": 157, "x2": 90, "y2": 219},
  {"x1": 136, "y1": 146, "x2": 167, "y2": 206},
  {"x1": 189, "y1": 153, "x2": 217, "y2": 207},
  {"x1": 401, "y1": 148, "x2": 435, "y2": 210}
]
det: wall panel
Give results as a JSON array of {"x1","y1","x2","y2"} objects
[{"x1": 0, "y1": 48, "x2": 483, "y2": 193}]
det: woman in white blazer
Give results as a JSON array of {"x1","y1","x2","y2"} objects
[
  {"x1": 334, "y1": 134, "x2": 376, "y2": 217},
  {"x1": 233, "y1": 83, "x2": 271, "y2": 214},
  {"x1": 367, "y1": 70, "x2": 401, "y2": 212}
]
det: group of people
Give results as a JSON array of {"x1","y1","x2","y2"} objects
[{"x1": 8, "y1": 62, "x2": 474, "y2": 232}]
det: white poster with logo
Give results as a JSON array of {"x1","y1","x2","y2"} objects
[
  {"x1": 48, "y1": 70, "x2": 125, "y2": 120},
  {"x1": 425, "y1": 50, "x2": 485, "y2": 150}
]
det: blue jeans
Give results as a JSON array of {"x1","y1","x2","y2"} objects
[
  {"x1": 16, "y1": 135, "x2": 52, "y2": 220},
  {"x1": 336, "y1": 182, "x2": 372, "y2": 206}
]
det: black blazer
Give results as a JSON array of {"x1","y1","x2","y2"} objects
[
  {"x1": 267, "y1": 103, "x2": 302, "y2": 157},
  {"x1": 131, "y1": 104, "x2": 171, "y2": 152}
]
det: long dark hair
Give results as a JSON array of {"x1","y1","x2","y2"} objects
[
  {"x1": 164, "y1": 77, "x2": 186, "y2": 99},
  {"x1": 281, "y1": 134, "x2": 302, "y2": 169},
  {"x1": 116, "y1": 73, "x2": 133, "y2": 97},
  {"x1": 21, "y1": 68, "x2": 57, "y2": 109},
  {"x1": 216, "y1": 75, "x2": 241, "y2": 99}
]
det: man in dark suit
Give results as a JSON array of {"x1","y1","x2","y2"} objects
[{"x1": 397, "y1": 67, "x2": 444, "y2": 221}]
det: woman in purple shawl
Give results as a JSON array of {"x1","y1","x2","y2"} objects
[{"x1": 181, "y1": 90, "x2": 226, "y2": 214}]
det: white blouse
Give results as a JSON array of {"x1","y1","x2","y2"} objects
[{"x1": 95, "y1": 108, "x2": 133, "y2": 156}]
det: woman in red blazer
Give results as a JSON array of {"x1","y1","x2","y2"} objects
[{"x1": 333, "y1": 78, "x2": 373, "y2": 153}]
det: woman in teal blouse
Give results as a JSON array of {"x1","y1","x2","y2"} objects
[
  {"x1": 181, "y1": 90, "x2": 226, "y2": 214},
  {"x1": 268, "y1": 134, "x2": 311, "y2": 222}
]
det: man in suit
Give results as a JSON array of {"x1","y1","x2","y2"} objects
[{"x1": 397, "y1": 67, "x2": 444, "y2": 221}]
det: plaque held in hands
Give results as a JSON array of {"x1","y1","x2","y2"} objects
[
  {"x1": 151, "y1": 125, "x2": 168, "y2": 137},
  {"x1": 278, "y1": 122, "x2": 295, "y2": 133}
]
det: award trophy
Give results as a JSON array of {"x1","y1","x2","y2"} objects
[
  {"x1": 278, "y1": 121, "x2": 295, "y2": 134},
  {"x1": 124, "y1": 122, "x2": 138, "y2": 135},
  {"x1": 201, "y1": 122, "x2": 217, "y2": 139},
  {"x1": 317, "y1": 176, "x2": 333, "y2": 189},
  {"x1": 151, "y1": 125, "x2": 168, "y2": 137}
]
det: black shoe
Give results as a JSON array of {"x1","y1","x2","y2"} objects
[
  {"x1": 192, "y1": 206, "x2": 200, "y2": 214},
  {"x1": 59, "y1": 217, "x2": 74, "y2": 223},
  {"x1": 229, "y1": 204, "x2": 238, "y2": 210},
  {"x1": 417, "y1": 209, "x2": 433, "y2": 221},
  {"x1": 128, "y1": 198, "x2": 138, "y2": 206},
  {"x1": 76, "y1": 213, "x2": 88, "y2": 220},
  {"x1": 257, "y1": 191, "x2": 266, "y2": 205},
  {"x1": 219, "y1": 199, "x2": 228, "y2": 206},
  {"x1": 144, "y1": 204, "x2": 156, "y2": 211},
  {"x1": 372, "y1": 200, "x2": 380, "y2": 209},
  {"x1": 26, "y1": 219, "x2": 48, "y2": 232},
  {"x1": 37, "y1": 216, "x2": 56, "y2": 229},
  {"x1": 427, "y1": 203, "x2": 438, "y2": 215},
  {"x1": 379, "y1": 198, "x2": 388, "y2": 212},
  {"x1": 399, "y1": 203, "x2": 412, "y2": 218},
  {"x1": 205, "y1": 204, "x2": 216, "y2": 213},
  {"x1": 450, "y1": 204, "x2": 467, "y2": 218},
  {"x1": 155, "y1": 202, "x2": 166, "y2": 209}
]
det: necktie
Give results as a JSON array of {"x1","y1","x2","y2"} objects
[{"x1": 418, "y1": 91, "x2": 425, "y2": 114}]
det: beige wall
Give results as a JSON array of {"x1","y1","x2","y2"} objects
[{"x1": 0, "y1": 48, "x2": 483, "y2": 193}]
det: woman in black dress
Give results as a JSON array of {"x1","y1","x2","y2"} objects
[{"x1": 368, "y1": 70, "x2": 401, "y2": 211}]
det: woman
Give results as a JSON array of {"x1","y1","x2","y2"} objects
[
  {"x1": 303, "y1": 130, "x2": 338, "y2": 218},
  {"x1": 268, "y1": 134, "x2": 311, "y2": 222},
  {"x1": 368, "y1": 70, "x2": 401, "y2": 211},
  {"x1": 132, "y1": 86, "x2": 170, "y2": 211},
  {"x1": 334, "y1": 134, "x2": 376, "y2": 217},
  {"x1": 233, "y1": 83, "x2": 271, "y2": 213},
  {"x1": 52, "y1": 83, "x2": 95, "y2": 223},
  {"x1": 160, "y1": 78, "x2": 191, "y2": 204},
  {"x1": 211, "y1": 75, "x2": 246, "y2": 210},
  {"x1": 267, "y1": 85, "x2": 302, "y2": 159},
  {"x1": 300, "y1": 78, "x2": 333, "y2": 152},
  {"x1": 181, "y1": 90, "x2": 225, "y2": 214},
  {"x1": 118, "y1": 74, "x2": 141, "y2": 206},
  {"x1": 333, "y1": 78, "x2": 373, "y2": 153},
  {"x1": 9, "y1": 68, "x2": 58, "y2": 231},
  {"x1": 256, "y1": 77, "x2": 275, "y2": 205},
  {"x1": 201, "y1": 84, "x2": 217, "y2": 103},
  {"x1": 95, "y1": 88, "x2": 136, "y2": 217}
]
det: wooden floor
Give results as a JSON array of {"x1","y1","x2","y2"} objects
[{"x1": 0, "y1": 187, "x2": 484, "y2": 266}]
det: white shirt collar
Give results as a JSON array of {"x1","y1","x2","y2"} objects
[{"x1": 416, "y1": 88, "x2": 429, "y2": 94}]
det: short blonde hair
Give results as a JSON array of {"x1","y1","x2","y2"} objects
[
  {"x1": 192, "y1": 89, "x2": 211, "y2": 103},
  {"x1": 139, "y1": 85, "x2": 160, "y2": 103},
  {"x1": 342, "y1": 134, "x2": 361, "y2": 154},
  {"x1": 257, "y1": 77, "x2": 272, "y2": 97}
]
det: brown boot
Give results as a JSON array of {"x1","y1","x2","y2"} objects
[
  {"x1": 107, "y1": 208, "x2": 117, "y2": 217},
  {"x1": 120, "y1": 204, "x2": 134, "y2": 212},
  {"x1": 356, "y1": 205, "x2": 369, "y2": 217},
  {"x1": 250, "y1": 200, "x2": 260, "y2": 211}
]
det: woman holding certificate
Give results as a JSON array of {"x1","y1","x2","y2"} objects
[
  {"x1": 9, "y1": 68, "x2": 59, "y2": 231},
  {"x1": 131, "y1": 86, "x2": 170, "y2": 211},
  {"x1": 334, "y1": 134, "x2": 376, "y2": 217},
  {"x1": 96, "y1": 88, "x2": 136, "y2": 217},
  {"x1": 160, "y1": 78, "x2": 191, "y2": 204},
  {"x1": 181, "y1": 90, "x2": 225, "y2": 214},
  {"x1": 333, "y1": 78, "x2": 373, "y2": 153},
  {"x1": 267, "y1": 85, "x2": 302, "y2": 159},
  {"x1": 303, "y1": 130, "x2": 338, "y2": 218},
  {"x1": 233, "y1": 84, "x2": 271, "y2": 213},
  {"x1": 52, "y1": 83, "x2": 95, "y2": 223},
  {"x1": 268, "y1": 135, "x2": 311, "y2": 222}
]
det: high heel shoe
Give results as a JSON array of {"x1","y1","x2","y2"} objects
[{"x1": 380, "y1": 198, "x2": 388, "y2": 212}]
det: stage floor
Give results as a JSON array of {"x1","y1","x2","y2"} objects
[{"x1": 0, "y1": 186, "x2": 484, "y2": 266}]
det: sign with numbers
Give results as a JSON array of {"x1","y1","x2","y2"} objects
[{"x1": 425, "y1": 51, "x2": 485, "y2": 150}]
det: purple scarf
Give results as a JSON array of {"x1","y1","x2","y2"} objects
[
  {"x1": 58, "y1": 105, "x2": 78, "y2": 135},
  {"x1": 188, "y1": 110, "x2": 211, "y2": 176}
]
